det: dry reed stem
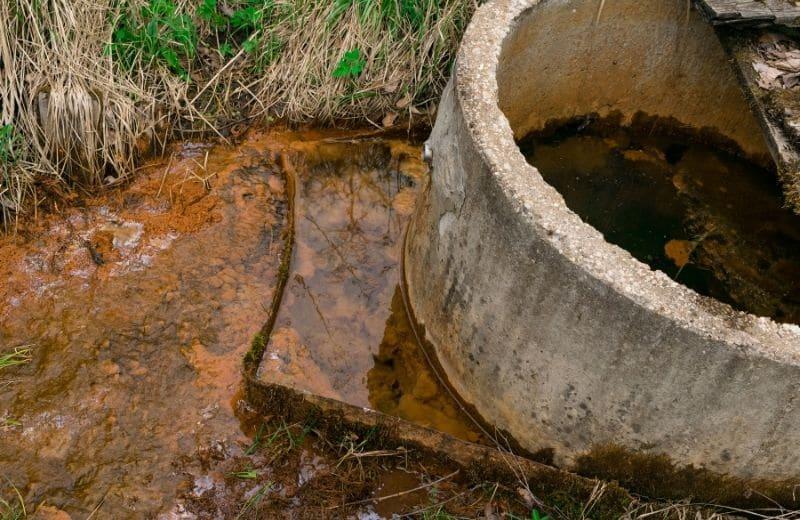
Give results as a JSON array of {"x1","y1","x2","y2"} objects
[{"x1": 0, "y1": 0, "x2": 475, "y2": 228}]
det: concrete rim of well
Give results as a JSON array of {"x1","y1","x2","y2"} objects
[{"x1": 452, "y1": 0, "x2": 800, "y2": 364}]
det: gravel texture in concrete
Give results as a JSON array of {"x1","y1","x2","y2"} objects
[{"x1": 405, "y1": 0, "x2": 800, "y2": 481}]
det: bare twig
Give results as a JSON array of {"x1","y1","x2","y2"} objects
[{"x1": 330, "y1": 470, "x2": 459, "y2": 509}]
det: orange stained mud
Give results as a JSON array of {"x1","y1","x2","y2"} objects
[
  {"x1": 0, "y1": 128, "x2": 479, "y2": 517},
  {"x1": 664, "y1": 239, "x2": 693, "y2": 269},
  {"x1": 0, "y1": 132, "x2": 289, "y2": 517}
]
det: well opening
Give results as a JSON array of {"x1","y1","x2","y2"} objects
[
  {"x1": 498, "y1": 0, "x2": 800, "y2": 324},
  {"x1": 497, "y1": 0, "x2": 770, "y2": 160}
]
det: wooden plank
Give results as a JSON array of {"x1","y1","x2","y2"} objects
[
  {"x1": 765, "y1": 0, "x2": 800, "y2": 25},
  {"x1": 697, "y1": 0, "x2": 774, "y2": 23},
  {"x1": 694, "y1": 0, "x2": 800, "y2": 26},
  {"x1": 716, "y1": 28, "x2": 800, "y2": 213}
]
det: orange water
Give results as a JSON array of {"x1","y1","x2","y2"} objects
[{"x1": 0, "y1": 129, "x2": 478, "y2": 517}]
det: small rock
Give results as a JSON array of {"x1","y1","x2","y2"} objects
[
  {"x1": 207, "y1": 275, "x2": 224, "y2": 289},
  {"x1": 129, "y1": 360, "x2": 148, "y2": 377},
  {"x1": 200, "y1": 404, "x2": 219, "y2": 421}
]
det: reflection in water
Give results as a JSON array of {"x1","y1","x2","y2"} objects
[
  {"x1": 257, "y1": 137, "x2": 481, "y2": 442},
  {"x1": 368, "y1": 288, "x2": 482, "y2": 442},
  {"x1": 520, "y1": 118, "x2": 800, "y2": 324}
]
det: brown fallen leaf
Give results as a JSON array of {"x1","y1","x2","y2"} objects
[
  {"x1": 665, "y1": 239, "x2": 693, "y2": 268},
  {"x1": 753, "y1": 62, "x2": 783, "y2": 89},
  {"x1": 382, "y1": 112, "x2": 397, "y2": 127},
  {"x1": 773, "y1": 57, "x2": 800, "y2": 71},
  {"x1": 395, "y1": 92, "x2": 412, "y2": 109},
  {"x1": 383, "y1": 80, "x2": 400, "y2": 94}
]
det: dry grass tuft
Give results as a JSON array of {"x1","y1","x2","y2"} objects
[
  {"x1": 0, "y1": 346, "x2": 32, "y2": 371},
  {"x1": 223, "y1": 0, "x2": 474, "y2": 122},
  {"x1": 0, "y1": 0, "x2": 164, "y2": 230},
  {"x1": 0, "y1": 0, "x2": 476, "y2": 229},
  {"x1": 621, "y1": 500, "x2": 731, "y2": 520}
]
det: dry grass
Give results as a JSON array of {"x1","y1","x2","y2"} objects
[
  {"x1": 216, "y1": 0, "x2": 473, "y2": 122},
  {"x1": 0, "y1": 0, "x2": 475, "y2": 229},
  {"x1": 0, "y1": 0, "x2": 165, "y2": 230}
]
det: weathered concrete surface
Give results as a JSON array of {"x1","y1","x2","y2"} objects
[{"x1": 405, "y1": 0, "x2": 800, "y2": 481}]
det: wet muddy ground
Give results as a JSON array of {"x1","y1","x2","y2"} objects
[
  {"x1": 175, "y1": 413, "x2": 532, "y2": 519},
  {"x1": 0, "y1": 136, "x2": 290, "y2": 516},
  {"x1": 0, "y1": 129, "x2": 481, "y2": 518},
  {"x1": 519, "y1": 117, "x2": 800, "y2": 324}
]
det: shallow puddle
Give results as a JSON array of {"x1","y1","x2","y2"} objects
[
  {"x1": 0, "y1": 128, "x2": 479, "y2": 516},
  {"x1": 520, "y1": 117, "x2": 800, "y2": 324},
  {"x1": 257, "y1": 136, "x2": 482, "y2": 443}
]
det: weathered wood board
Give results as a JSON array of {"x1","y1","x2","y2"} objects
[
  {"x1": 716, "y1": 28, "x2": 800, "y2": 212},
  {"x1": 695, "y1": 0, "x2": 800, "y2": 26}
]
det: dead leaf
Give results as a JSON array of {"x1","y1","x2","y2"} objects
[
  {"x1": 784, "y1": 72, "x2": 800, "y2": 89},
  {"x1": 753, "y1": 37, "x2": 800, "y2": 90},
  {"x1": 395, "y1": 93, "x2": 412, "y2": 109},
  {"x1": 383, "y1": 80, "x2": 400, "y2": 94},
  {"x1": 219, "y1": 1, "x2": 235, "y2": 16},
  {"x1": 516, "y1": 487, "x2": 535, "y2": 508},
  {"x1": 753, "y1": 62, "x2": 783, "y2": 89},
  {"x1": 772, "y1": 57, "x2": 800, "y2": 71},
  {"x1": 665, "y1": 239, "x2": 693, "y2": 268},
  {"x1": 382, "y1": 112, "x2": 397, "y2": 127}
]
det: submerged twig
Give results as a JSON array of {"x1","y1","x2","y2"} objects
[{"x1": 330, "y1": 470, "x2": 459, "y2": 509}]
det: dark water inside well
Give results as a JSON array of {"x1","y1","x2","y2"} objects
[{"x1": 519, "y1": 118, "x2": 800, "y2": 324}]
